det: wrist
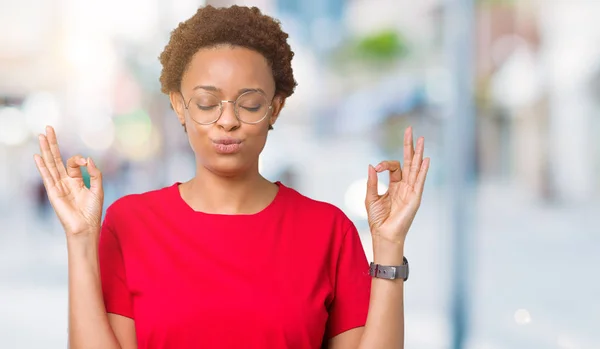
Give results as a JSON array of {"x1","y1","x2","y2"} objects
[
  {"x1": 65, "y1": 225, "x2": 99, "y2": 240},
  {"x1": 66, "y1": 231, "x2": 100, "y2": 258},
  {"x1": 372, "y1": 236, "x2": 405, "y2": 265}
]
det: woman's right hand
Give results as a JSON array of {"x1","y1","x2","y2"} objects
[{"x1": 33, "y1": 126, "x2": 104, "y2": 238}]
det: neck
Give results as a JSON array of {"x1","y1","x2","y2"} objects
[{"x1": 182, "y1": 162, "x2": 277, "y2": 215}]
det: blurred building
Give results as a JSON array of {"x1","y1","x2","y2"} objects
[{"x1": 476, "y1": 0, "x2": 600, "y2": 203}]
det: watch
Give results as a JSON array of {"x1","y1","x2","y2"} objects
[{"x1": 369, "y1": 256, "x2": 409, "y2": 281}]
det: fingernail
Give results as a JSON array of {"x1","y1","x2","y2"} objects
[
  {"x1": 375, "y1": 164, "x2": 382, "y2": 171},
  {"x1": 89, "y1": 158, "x2": 94, "y2": 167}
]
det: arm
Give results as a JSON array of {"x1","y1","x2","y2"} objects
[
  {"x1": 67, "y1": 234, "x2": 125, "y2": 349},
  {"x1": 358, "y1": 240, "x2": 406, "y2": 348},
  {"x1": 108, "y1": 314, "x2": 138, "y2": 348},
  {"x1": 329, "y1": 126, "x2": 429, "y2": 349},
  {"x1": 327, "y1": 241, "x2": 405, "y2": 349},
  {"x1": 33, "y1": 126, "x2": 136, "y2": 349}
]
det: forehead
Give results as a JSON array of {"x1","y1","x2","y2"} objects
[{"x1": 182, "y1": 46, "x2": 275, "y2": 95}]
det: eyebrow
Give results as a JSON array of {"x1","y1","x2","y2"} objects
[{"x1": 192, "y1": 85, "x2": 266, "y2": 95}]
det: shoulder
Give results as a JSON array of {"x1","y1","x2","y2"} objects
[
  {"x1": 104, "y1": 183, "x2": 178, "y2": 223},
  {"x1": 280, "y1": 183, "x2": 354, "y2": 232}
]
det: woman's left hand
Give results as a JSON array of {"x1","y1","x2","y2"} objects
[{"x1": 365, "y1": 126, "x2": 430, "y2": 247}]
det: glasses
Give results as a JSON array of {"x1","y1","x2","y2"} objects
[{"x1": 182, "y1": 90, "x2": 273, "y2": 125}]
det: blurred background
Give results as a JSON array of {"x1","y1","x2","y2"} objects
[{"x1": 1, "y1": 0, "x2": 599, "y2": 348}]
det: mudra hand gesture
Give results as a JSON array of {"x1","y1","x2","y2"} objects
[
  {"x1": 33, "y1": 126, "x2": 104, "y2": 237},
  {"x1": 365, "y1": 127, "x2": 430, "y2": 246}
]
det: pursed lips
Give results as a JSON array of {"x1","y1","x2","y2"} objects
[{"x1": 211, "y1": 138, "x2": 243, "y2": 145}]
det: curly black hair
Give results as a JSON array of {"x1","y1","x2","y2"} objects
[{"x1": 159, "y1": 5, "x2": 297, "y2": 130}]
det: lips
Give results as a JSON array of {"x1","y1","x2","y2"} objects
[
  {"x1": 211, "y1": 138, "x2": 243, "y2": 154},
  {"x1": 212, "y1": 138, "x2": 242, "y2": 145}
]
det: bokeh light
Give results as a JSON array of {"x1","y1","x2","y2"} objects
[
  {"x1": 514, "y1": 309, "x2": 532, "y2": 325},
  {"x1": 114, "y1": 109, "x2": 160, "y2": 161},
  {"x1": 79, "y1": 117, "x2": 116, "y2": 151},
  {"x1": 0, "y1": 107, "x2": 29, "y2": 146},
  {"x1": 23, "y1": 92, "x2": 62, "y2": 135}
]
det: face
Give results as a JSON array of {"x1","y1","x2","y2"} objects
[{"x1": 170, "y1": 45, "x2": 284, "y2": 177}]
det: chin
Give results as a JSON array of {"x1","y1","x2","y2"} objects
[{"x1": 206, "y1": 157, "x2": 254, "y2": 177}]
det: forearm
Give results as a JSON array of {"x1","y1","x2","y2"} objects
[
  {"x1": 358, "y1": 239, "x2": 405, "y2": 349},
  {"x1": 67, "y1": 234, "x2": 121, "y2": 349}
]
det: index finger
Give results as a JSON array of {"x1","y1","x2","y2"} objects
[
  {"x1": 402, "y1": 127, "x2": 414, "y2": 181},
  {"x1": 375, "y1": 160, "x2": 402, "y2": 183}
]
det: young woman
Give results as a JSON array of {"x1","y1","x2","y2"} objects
[{"x1": 33, "y1": 5, "x2": 430, "y2": 349}]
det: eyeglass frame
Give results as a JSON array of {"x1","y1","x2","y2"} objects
[{"x1": 180, "y1": 89, "x2": 274, "y2": 126}]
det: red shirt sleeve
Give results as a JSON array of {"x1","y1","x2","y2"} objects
[
  {"x1": 325, "y1": 223, "x2": 372, "y2": 339},
  {"x1": 99, "y1": 209, "x2": 134, "y2": 319}
]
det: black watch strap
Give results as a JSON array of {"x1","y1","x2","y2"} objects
[{"x1": 369, "y1": 256, "x2": 409, "y2": 281}]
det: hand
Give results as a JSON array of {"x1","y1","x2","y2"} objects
[
  {"x1": 365, "y1": 126, "x2": 430, "y2": 246},
  {"x1": 33, "y1": 126, "x2": 104, "y2": 237}
]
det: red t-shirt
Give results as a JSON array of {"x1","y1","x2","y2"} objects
[{"x1": 99, "y1": 181, "x2": 371, "y2": 349}]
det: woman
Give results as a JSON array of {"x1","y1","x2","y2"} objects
[{"x1": 33, "y1": 5, "x2": 429, "y2": 349}]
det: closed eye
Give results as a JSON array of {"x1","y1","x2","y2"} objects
[
  {"x1": 243, "y1": 106, "x2": 261, "y2": 112},
  {"x1": 196, "y1": 104, "x2": 219, "y2": 111}
]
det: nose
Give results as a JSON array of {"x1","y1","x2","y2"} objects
[{"x1": 216, "y1": 100, "x2": 240, "y2": 131}]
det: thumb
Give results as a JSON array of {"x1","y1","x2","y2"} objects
[
  {"x1": 365, "y1": 164, "x2": 379, "y2": 205},
  {"x1": 87, "y1": 157, "x2": 103, "y2": 196}
]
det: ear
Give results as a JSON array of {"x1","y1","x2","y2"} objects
[
  {"x1": 169, "y1": 91, "x2": 186, "y2": 127},
  {"x1": 269, "y1": 94, "x2": 286, "y2": 127}
]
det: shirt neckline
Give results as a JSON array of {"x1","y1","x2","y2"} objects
[{"x1": 171, "y1": 181, "x2": 285, "y2": 219}]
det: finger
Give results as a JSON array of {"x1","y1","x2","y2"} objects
[
  {"x1": 408, "y1": 137, "x2": 425, "y2": 186},
  {"x1": 38, "y1": 134, "x2": 60, "y2": 182},
  {"x1": 33, "y1": 154, "x2": 55, "y2": 190},
  {"x1": 365, "y1": 164, "x2": 379, "y2": 204},
  {"x1": 402, "y1": 127, "x2": 414, "y2": 182},
  {"x1": 414, "y1": 157, "x2": 430, "y2": 196},
  {"x1": 87, "y1": 157, "x2": 103, "y2": 196},
  {"x1": 45, "y1": 126, "x2": 68, "y2": 179},
  {"x1": 375, "y1": 160, "x2": 402, "y2": 183},
  {"x1": 66, "y1": 155, "x2": 87, "y2": 179}
]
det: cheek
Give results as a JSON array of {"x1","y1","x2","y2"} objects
[
  {"x1": 246, "y1": 125, "x2": 270, "y2": 150},
  {"x1": 185, "y1": 124, "x2": 209, "y2": 154},
  {"x1": 251, "y1": 135, "x2": 268, "y2": 155}
]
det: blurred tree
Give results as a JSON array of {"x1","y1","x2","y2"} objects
[
  {"x1": 330, "y1": 29, "x2": 409, "y2": 71},
  {"x1": 355, "y1": 29, "x2": 407, "y2": 61}
]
